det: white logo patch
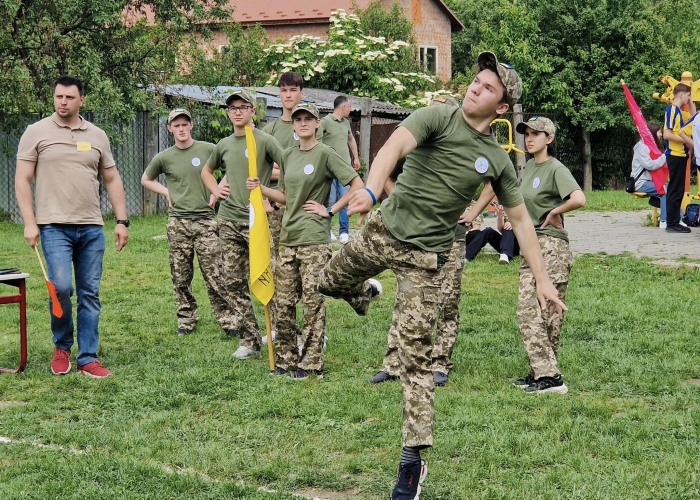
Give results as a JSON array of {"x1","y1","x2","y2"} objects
[
  {"x1": 244, "y1": 149, "x2": 249, "y2": 159},
  {"x1": 191, "y1": 157, "x2": 201, "y2": 167},
  {"x1": 304, "y1": 164, "x2": 315, "y2": 175},
  {"x1": 293, "y1": 132, "x2": 300, "y2": 141},
  {"x1": 249, "y1": 204, "x2": 256, "y2": 230},
  {"x1": 475, "y1": 157, "x2": 489, "y2": 174},
  {"x1": 533, "y1": 177, "x2": 541, "y2": 189}
]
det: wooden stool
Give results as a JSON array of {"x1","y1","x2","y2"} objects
[
  {"x1": 0, "y1": 273, "x2": 29, "y2": 374},
  {"x1": 631, "y1": 192, "x2": 660, "y2": 227}
]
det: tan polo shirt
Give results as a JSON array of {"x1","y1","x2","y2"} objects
[{"x1": 17, "y1": 113, "x2": 116, "y2": 225}]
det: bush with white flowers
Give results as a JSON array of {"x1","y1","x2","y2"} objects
[{"x1": 261, "y1": 9, "x2": 457, "y2": 108}]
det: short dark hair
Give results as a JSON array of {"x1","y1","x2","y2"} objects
[
  {"x1": 674, "y1": 83, "x2": 691, "y2": 96},
  {"x1": 53, "y1": 75, "x2": 84, "y2": 96},
  {"x1": 334, "y1": 95, "x2": 350, "y2": 109},
  {"x1": 278, "y1": 72, "x2": 304, "y2": 90}
]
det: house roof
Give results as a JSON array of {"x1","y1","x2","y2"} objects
[
  {"x1": 231, "y1": 0, "x2": 464, "y2": 32},
  {"x1": 148, "y1": 84, "x2": 412, "y2": 118}
]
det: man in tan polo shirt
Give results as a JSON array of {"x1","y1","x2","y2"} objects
[{"x1": 15, "y1": 75, "x2": 129, "y2": 378}]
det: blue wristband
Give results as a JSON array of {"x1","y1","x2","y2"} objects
[{"x1": 365, "y1": 188, "x2": 377, "y2": 205}]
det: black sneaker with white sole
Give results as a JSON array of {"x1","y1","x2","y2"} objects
[
  {"x1": 523, "y1": 375, "x2": 568, "y2": 394},
  {"x1": 269, "y1": 367, "x2": 288, "y2": 376},
  {"x1": 392, "y1": 460, "x2": 427, "y2": 500},
  {"x1": 368, "y1": 370, "x2": 399, "y2": 384},
  {"x1": 513, "y1": 374, "x2": 534, "y2": 388}
]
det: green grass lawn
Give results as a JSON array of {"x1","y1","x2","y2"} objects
[
  {"x1": 578, "y1": 190, "x2": 655, "y2": 212},
  {"x1": 1, "y1": 217, "x2": 699, "y2": 499}
]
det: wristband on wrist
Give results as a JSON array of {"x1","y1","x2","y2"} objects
[{"x1": 365, "y1": 188, "x2": 377, "y2": 205}]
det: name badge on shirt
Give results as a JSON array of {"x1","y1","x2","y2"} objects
[{"x1": 77, "y1": 142, "x2": 92, "y2": 152}]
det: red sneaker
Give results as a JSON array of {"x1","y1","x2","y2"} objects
[
  {"x1": 51, "y1": 348, "x2": 71, "y2": 375},
  {"x1": 77, "y1": 361, "x2": 112, "y2": 378}
]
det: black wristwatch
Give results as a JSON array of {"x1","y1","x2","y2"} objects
[
  {"x1": 327, "y1": 207, "x2": 334, "y2": 218},
  {"x1": 117, "y1": 219, "x2": 130, "y2": 228}
]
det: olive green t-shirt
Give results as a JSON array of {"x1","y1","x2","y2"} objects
[
  {"x1": 320, "y1": 115, "x2": 352, "y2": 164},
  {"x1": 520, "y1": 157, "x2": 581, "y2": 243},
  {"x1": 262, "y1": 118, "x2": 324, "y2": 189},
  {"x1": 206, "y1": 129, "x2": 283, "y2": 224},
  {"x1": 382, "y1": 105, "x2": 523, "y2": 253},
  {"x1": 144, "y1": 141, "x2": 215, "y2": 220},
  {"x1": 278, "y1": 143, "x2": 358, "y2": 246}
]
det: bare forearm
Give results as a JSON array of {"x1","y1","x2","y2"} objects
[
  {"x1": 332, "y1": 177, "x2": 364, "y2": 213},
  {"x1": 471, "y1": 183, "x2": 495, "y2": 216},
  {"x1": 15, "y1": 178, "x2": 36, "y2": 226},
  {"x1": 201, "y1": 167, "x2": 220, "y2": 197},
  {"x1": 141, "y1": 177, "x2": 169, "y2": 198},
  {"x1": 104, "y1": 176, "x2": 127, "y2": 219},
  {"x1": 384, "y1": 177, "x2": 396, "y2": 196},
  {"x1": 348, "y1": 136, "x2": 360, "y2": 161},
  {"x1": 261, "y1": 185, "x2": 286, "y2": 204},
  {"x1": 506, "y1": 204, "x2": 549, "y2": 281},
  {"x1": 550, "y1": 191, "x2": 586, "y2": 216}
]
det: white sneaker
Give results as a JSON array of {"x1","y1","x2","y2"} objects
[
  {"x1": 368, "y1": 278, "x2": 382, "y2": 300},
  {"x1": 680, "y1": 220, "x2": 688, "y2": 227},
  {"x1": 323, "y1": 336, "x2": 328, "y2": 350},
  {"x1": 499, "y1": 253, "x2": 510, "y2": 265},
  {"x1": 261, "y1": 330, "x2": 276, "y2": 345},
  {"x1": 659, "y1": 221, "x2": 667, "y2": 229},
  {"x1": 339, "y1": 233, "x2": 349, "y2": 244},
  {"x1": 232, "y1": 346, "x2": 261, "y2": 360},
  {"x1": 330, "y1": 230, "x2": 337, "y2": 241}
]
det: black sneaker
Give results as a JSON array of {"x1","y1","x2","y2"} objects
[
  {"x1": 666, "y1": 224, "x2": 691, "y2": 233},
  {"x1": 392, "y1": 460, "x2": 427, "y2": 500},
  {"x1": 523, "y1": 375, "x2": 568, "y2": 394},
  {"x1": 433, "y1": 371, "x2": 448, "y2": 387},
  {"x1": 176, "y1": 327, "x2": 193, "y2": 336},
  {"x1": 289, "y1": 369, "x2": 323, "y2": 380},
  {"x1": 224, "y1": 329, "x2": 239, "y2": 337},
  {"x1": 269, "y1": 367, "x2": 288, "y2": 376},
  {"x1": 513, "y1": 374, "x2": 534, "y2": 389},
  {"x1": 368, "y1": 370, "x2": 399, "y2": 384}
]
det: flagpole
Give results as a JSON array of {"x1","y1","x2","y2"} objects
[{"x1": 264, "y1": 304, "x2": 275, "y2": 372}]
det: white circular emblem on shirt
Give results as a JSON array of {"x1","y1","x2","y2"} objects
[
  {"x1": 533, "y1": 177, "x2": 541, "y2": 189},
  {"x1": 293, "y1": 133, "x2": 300, "y2": 141},
  {"x1": 244, "y1": 149, "x2": 249, "y2": 158},
  {"x1": 191, "y1": 157, "x2": 201, "y2": 167},
  {"x1": 304, "y1": 164, "x2": 315, "y2": 175},
  {"x1": 475, "y1": 157, "x2": 490, "y2": 174}
]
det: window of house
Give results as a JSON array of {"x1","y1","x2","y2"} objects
[{"x1": 419, "y1": 46, "x2": 437, "y2": 74}]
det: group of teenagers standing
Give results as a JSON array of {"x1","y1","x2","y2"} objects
[{"x1": 17, "y1": 53, "x2": 587, "y2": 499}]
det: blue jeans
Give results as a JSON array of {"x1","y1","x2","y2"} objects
[
  {"x1": 637, "y1": 180, "x2": 667, "y2": 222},
  {"x1": 329, "y1": 179, "x2": 350, "y2": 235},
  {"x1": 39, "y1": 224, "x2": 106, "y2": 366}
]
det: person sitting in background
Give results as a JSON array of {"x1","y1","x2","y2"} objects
[
  {"x1": 630, "y1": 122, "x2": 670, "y2": 228},
  {"x1": 464, "y1": 201, "x2": 520, "y2": 264}
]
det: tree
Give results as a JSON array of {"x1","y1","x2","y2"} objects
[
  {"x1": 448, "y1": 0, "x2": 700, "y2": 189},
  {"x1": 0, "y1": 0, "x2": 230, "y2": 131}
]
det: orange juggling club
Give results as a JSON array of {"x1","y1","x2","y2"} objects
[{"x1": 34, "y1": 245, "x2": 63, "y2": 319}]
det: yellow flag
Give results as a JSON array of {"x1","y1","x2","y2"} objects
[{"x1": 246, "y1": 126, "x2": 275, "y2": 305}]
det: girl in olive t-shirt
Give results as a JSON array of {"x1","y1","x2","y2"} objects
[
  {"x1": 248, "y1": 103, "x2": 363, "y2": 379},
  {"x1": 513, "y1": 116, "x2": 586, "y2": 395}
]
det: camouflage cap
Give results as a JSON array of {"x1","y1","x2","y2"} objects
[
  {"x1": 167, "y1": 108, "x2": 192, "y2": 124},
  {"x1": 516, "y1": 116, "x2": 556, "y2": 137},
  {"x1": 474, "y1": 52, "x2": 522, "y2": 107},
  {"x1": 430, "y1": 95, "x2": 459, "y2": 107},
  {"x1": 226, "y1": 89, "x2": 256, "y2": 107},
  {"x1": 291, "y1": 101, "x2": 320, "y2": 119}
]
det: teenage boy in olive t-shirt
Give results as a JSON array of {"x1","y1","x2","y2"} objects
[
  {"x1": 317, "y1": 52, "x2": 567, "y2": 499},
  {"x1": 202, "y1": 90, "x2": 283, "y2": 361},
  {"x1": 142, "y1": 108, "x2": 236, "y2": 337}
]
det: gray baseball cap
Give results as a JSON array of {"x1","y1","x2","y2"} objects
[
  {"x1": 167, "y1": 108, "x2": 192, "y2": 124},
  {"x1": 226, "y1": 89, "x2": 256, "y2": 107},
  {"x1": 516, "y1": 116, "x2": 556, "y2": 136},
  {"x1": 474, "y1": 52, "x2": 522, "y2": 107}
]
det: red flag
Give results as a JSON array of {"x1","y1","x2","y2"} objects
[
  {"x1": 621, "y1": 80, "x2": 668, "y2": 194},
  {"x1": 35, "y1": 246, "x2": 63, "y2": 318}
]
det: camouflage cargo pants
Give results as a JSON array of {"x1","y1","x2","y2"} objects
[
  {"x1": 275, "y1": 243, "x2": 331, "y2": 371},
  {"x1": 166, "y1": 217, "x2": 235, "y2": 331},
  {"x1": 218, "y1": 219, "x2": 261, "y2": 350},
  {"x1": 318, "y1": 210, "x2": 443, "y2": 448},
  {"x1": 268, "y1": 206, "x2": 285, "y2": 333},
  {"x1": 517, "y1": 234, "x2": 573, "y2": 379},
  {"x1": 381, "y1": 238, "x2": 465, "y2": 376}
]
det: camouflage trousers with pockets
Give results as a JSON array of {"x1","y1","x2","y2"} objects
[
  {"x1": 517, "y1": 234, "x2": 573, "y2": 379},
  {"x1": 166, "y1": 217, "x2": 235, "y2": 331},
  {"x1": 382, "y1": 238, "x2": 466, "y2": 376},
  {"x1": 318, "y1": 210, "x2": 443, "y2": 448},
  {"x1": 218, "y1": 219, "x2": 261, "y2": 351},
  {"x1": 268, "y1": 206, "x2": 285, "y2": 334},
  {"x1": 275, "y1": 243, "x2": 332, "y2": 372}
]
